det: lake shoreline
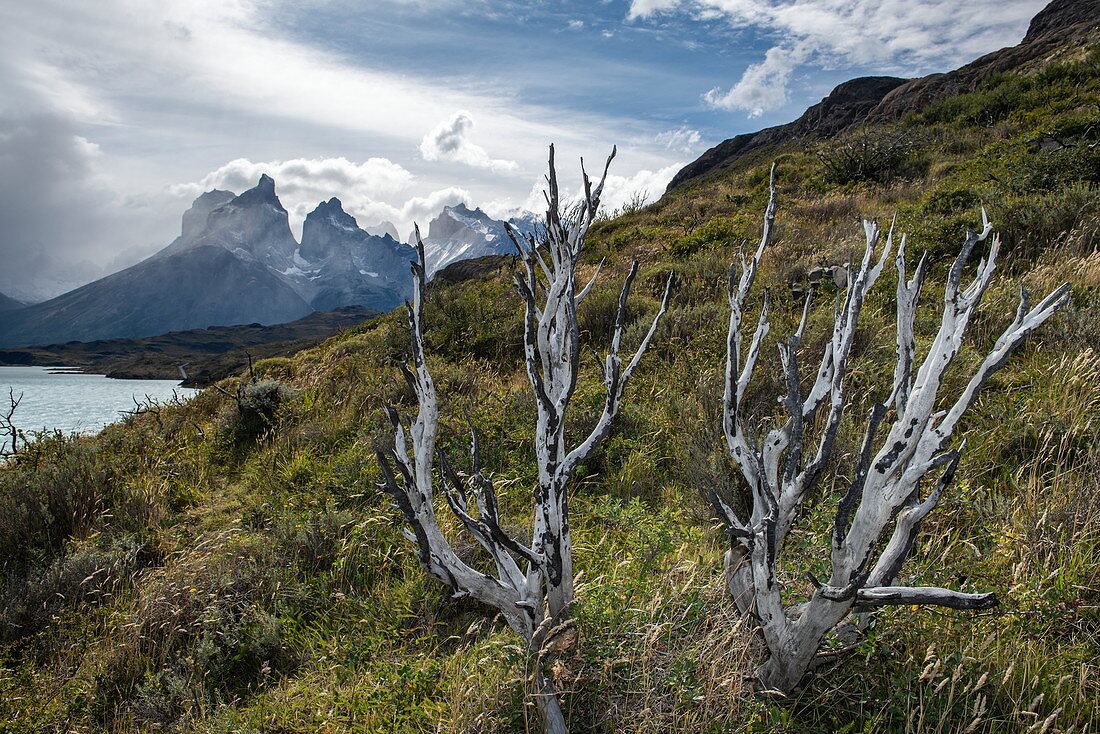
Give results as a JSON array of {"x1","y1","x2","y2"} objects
[
  {"x1": 0, "y1": 365, "x2": 199, "y2": 435},
  {"x1": 0, "y1": 305, "x2": 378, "y2": 387}
]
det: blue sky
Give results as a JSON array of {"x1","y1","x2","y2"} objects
[{"x1": 0, "y1": 0, "x2": 1047, "y2": 298}]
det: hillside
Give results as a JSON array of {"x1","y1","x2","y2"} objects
[
  {"x1": 668, "y1": 0, "x2": 1100, "y2": 191},
  {"x1": 0, "y1": 245, "x2": 312, "y2": 347},
  {"x1": 2, "y1": 4, "x2": 1099, "y2": 732}
]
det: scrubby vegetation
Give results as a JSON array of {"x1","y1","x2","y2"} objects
[{"x1": 2, "y1": 42, "x2": 1099, "y2": 734}]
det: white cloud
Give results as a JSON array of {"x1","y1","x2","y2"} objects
[
  {"x1": 173, "y1": 155, "x2": 467, "y2": 238},
  {"x1": 626, "y1": 0, "x2": 680, "y2": 20},
  {"x1": 600, "y1": 163, "x2": 683, "y2": 212},
  {"x1": 419, "y1": 111, "x2": 518, "y2": 172},
  {"x1": 171, "y1": 155, "x2": 412, "y2": 203},
  {"x1": 0, "y1": 112, "x2": 176, "y2": 300},
  {"x1": 568, "y1": 19, "x2": 585, "y2": 29},
  {"x1": 0, "y1": 0, "x2": 676, "y2": 190},
  {"x1": 705, "y1": 44, "x2": 806, "y2": 116},
  {"x1": 655, "y1": 125, "x2": 704, "y2": 153},
  {"x1": 628, "y1": 0, "x2": 1045, "y2": 116},
  {"x1": 351, "y1": 187, "x2": 472, "y2": 242}
]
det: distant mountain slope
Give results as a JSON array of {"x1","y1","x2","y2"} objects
[
  {"x1": 0, "y1": 291, "x2": 24, "y2": 311},
  {"x1": 667, "y1": 76, "x2": 907, "y2": 192},
  {"x1": 0, "y1": 245, "x2": 311, "y2": 347},
  {"x1": 0, "y1": 176, "x2": 422, "y2": 348},
  {"x1": 667, "y1": 0, "x2": 1100, "y2": 191}
]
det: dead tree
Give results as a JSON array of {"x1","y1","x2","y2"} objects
[
  {"x1": 377, "y1": 145, "x2": 673, "y2": 734},
  {"x1": 2, "y1": 388, "x2": 23, "y2": 459},
  {"x1": 711, "y1": 164, "x2": 1070, "y2": 694}
]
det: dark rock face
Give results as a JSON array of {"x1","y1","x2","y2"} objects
[
  {"x1": 667, "y1": 0, "x2": 1100, "y2": 192},
  {"x1": 1023, "y1": 0, "x2": 1100, "y2": 44},
  {"x1": 666, "y1": 76, "x2": 906, "y2": 191},
  {"x1": 0, "y1": 246, "x2": 311, "y2": 347},
  {"x1": 867, "y1": 0, "x2": 1099, "y2": 122}
]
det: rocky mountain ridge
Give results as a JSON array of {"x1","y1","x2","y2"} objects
[
  {"x1": 416, "y1": 203, "x2": 539, "y2": 274},
  {"x1": 667, "y1": 0, "x2": 1100, "y2": 191}
]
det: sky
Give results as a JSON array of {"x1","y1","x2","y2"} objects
[{"x1": 0, "y1": 0, "x2": 1048, "y2": 300}]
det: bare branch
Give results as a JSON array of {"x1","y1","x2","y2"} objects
[
  {"x1": 708, "y1": 165, "x2": 1069, "y2": 695},
  {"x1": 377, "y1": 145, "x2": 664, "y2": 733}
]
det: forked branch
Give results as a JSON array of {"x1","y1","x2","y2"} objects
[{"x1": 712, "y1": 164, "x2": 1070, "y2": 694}]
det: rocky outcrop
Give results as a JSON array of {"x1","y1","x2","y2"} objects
[
  {"x1": 666, "y1": 76, "x2": 906, "y2": 191},
  {"x1": 667, "y1": 0, "x2": 1100, "y2": 192}
]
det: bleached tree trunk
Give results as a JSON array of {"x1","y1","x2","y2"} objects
[
  {"x1": 377, "y1": 145, "x2": 672, "y2": 733},
  {"x1": 711, "y1": 163, "x2": 1070, "y2": 694}
]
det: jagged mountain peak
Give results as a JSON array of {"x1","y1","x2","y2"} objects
[
  {"x1": 363, "y1": 220, "x2": 401, "y2": 242},
  {"x1": 231, "y1": 173, "x2": 284, "y2": 211},
  {"x1": 307, "y1": 197, "x2": 360, "y2": 231},
  {"x1": 417, "y1": 202, "x2": 538, "y2": 275}
]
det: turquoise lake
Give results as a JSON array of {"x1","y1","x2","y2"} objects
[{"x1": 0, "y1": 365, "x2": 199, "y2": 436}]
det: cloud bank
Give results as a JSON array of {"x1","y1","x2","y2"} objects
[{"x1": 174, "y1": 156, "x2": 470, "y2": 240}]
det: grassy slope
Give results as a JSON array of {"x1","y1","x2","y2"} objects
[{"x1": 2, "y1": 45, "x2": 1100, "y2": 734}]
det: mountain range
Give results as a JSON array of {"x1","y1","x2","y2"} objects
[{"x1": 0, "y1": 176, "x2": 536, "y2": 348}]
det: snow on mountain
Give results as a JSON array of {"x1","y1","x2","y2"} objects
[{"x1": 418, "y1": 203, "x2": 539, "y2": 275}]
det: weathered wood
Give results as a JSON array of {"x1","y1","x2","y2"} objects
[
  {"x1": 714, "y1": 164, "x2": 1070, "y2": 694},
  {"x1": 378, "y1": 146, "x2": 671, "y2": 733}
]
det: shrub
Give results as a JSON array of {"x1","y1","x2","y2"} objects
[
  {"x1": 818, "y1": 128, "x2": 917, "y2": 185},
  {"x1": 993, "y1": 183, "x2": 1100, "y2": 258},
  {"x1": 221, "y1": 379, "x2": 300, "y2": 442},
  {"x1": 0, "y1": 536, "x2": 146, "y2": 642}
]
